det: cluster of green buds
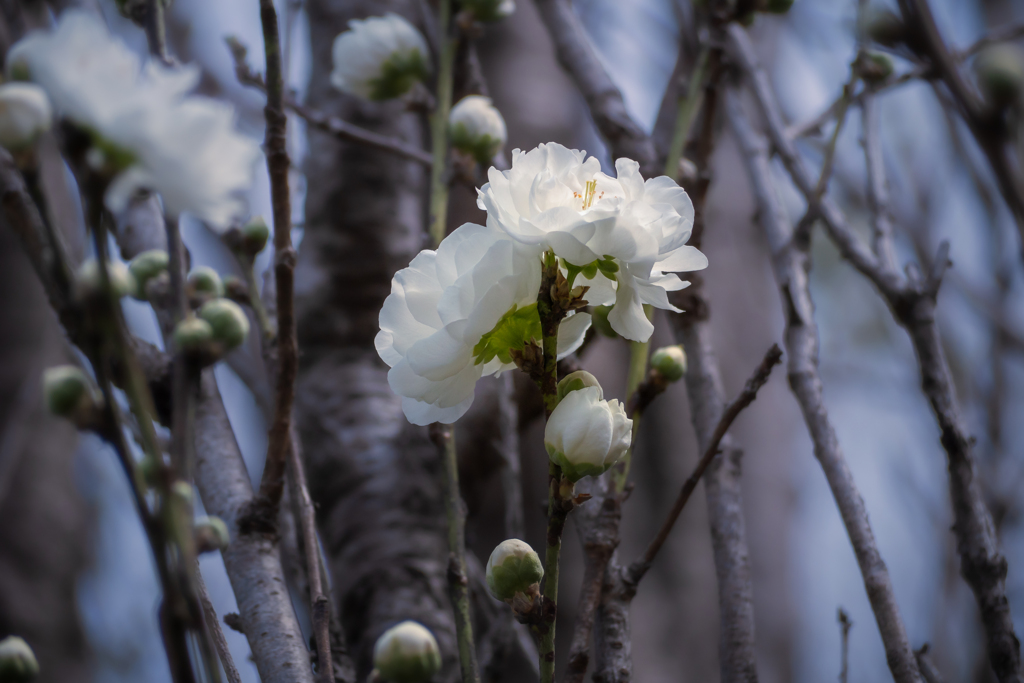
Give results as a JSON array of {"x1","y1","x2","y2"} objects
[
  {"x1": 223, "y1": 216, "x2": 270, "y2": 260},
  {"x1": 172, "y1": 297, "x2": 250, "y2": 364},
  {"x1": 186, "y1": 266, "x2": 224, "y2": 307},
  {"x1": 371, "y1": 621, "x2": 442, "y2": 683},
  {"x1": 43, "y1": 364, "x2": 103, "y2": 430},
  {"x1": 0, "y1": 636, "x2": 38, "y2": 682}
]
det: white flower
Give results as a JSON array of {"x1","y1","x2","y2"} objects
[
  {"x1": 450, "y1": 95, "x2": 507, "y2": 165},
  {"x1": 477, "y1": 142, "x2": 708, "y2": 342},
  {"x1": 8, "y1": 11, "x2": 259, "y2": 231},
  {"x1": 331, "y1": 13, "x2": 431, "y2": 100},
  {"x1": 0, "y1": 82, "x2": 51, "y2": 150},
  {"x1": 373, "y1": 621, "x2": 442, "y2": 683},
  {"x1": 544, "y1": 385, "x2": 632, "y2": 482},
  {"x1": 376, "y1": 222, "x2": 590, "y2": 426}
]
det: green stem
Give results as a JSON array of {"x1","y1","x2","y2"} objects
[
  {"x1": 242, "y1": 258, "x2": 276, "y2": 341},
  {"x1": 664, "y1": 46, "x2": 710, "y2": 180},
  {"x1": 611, "y1": 305, "x2": 652, "y2": 492},
  {"x1": 436, "y1": 426, "x2": 480, "y2": 683},
  {"x1": 428, "y1": 0, "x2": 456, "y2": 246}
]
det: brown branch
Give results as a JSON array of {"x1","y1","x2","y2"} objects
[
  {"x1": 838, "y1": 609, "x2": 852, "y2": 683},
  {"x1": 227, "y1": 39, "x2": 432, "y2": 167},
  {"x1": 625, "y1": 343, "x2": 782, "y2": 586},
  {"x1": 895, "y1": 0, "x2": 1024, "y2": 261},
  {"x1": 197, "y1": 566, "x2": 243, "y2": 683},
  {"x1": 914, "y1": 644, "x2": 947, "y2": 683},
  {"x1": 725, "y1": 85, "x2": 924, "y2": 683},
  {"x1": 253, "y1": 0, "x2": 298, "y2": 518},
  {"x1": 728, "y1": 24, "x2": 1022, "y2": 682},
  {"x1": 532, "y1": 0, "x2": 658, "y2": 175}
]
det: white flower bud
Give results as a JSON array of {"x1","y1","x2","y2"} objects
[
  {"x1": 449, "y1": 95, "x2": 507, "y2": 165},
  {"x1": 128, "y1": 249, "x2": 169, "y2": 300},
  {"x1": 555, "y1": 370, "x2": 602, "y2": 404},
  {"x1": 485, "y1": 539, "x2": 543, "y2": 601},
  {"x1": 544, "y1": 386, "x2": 632, "y2": 482},
  {"x1": 194, "y1": 515, "x2": 230, "y2": 553},
  {"x1": 173, "y1": 316, "x2": 215, "y2": 357},
  {"x1": 75, "y1": 258, "x2": 137, "y2": 301},
  {"x1": 459, "y1": 0, "x2": 514, "y2": 23},
  {"x1": 373, "y1": 621, "x2": 442, "y2": 683},
  {"x1": 199, "y1": 298, "x2": 250, "y2": 351},
  {"x1": 0, "y1": 82, "x2": 51, "y2": 151},
  {"x1": 0, "y1": 636, "x2": 38, "y2": 682},
  {"x1": 331, "y1": 14, "x2": 431, "y2": 101},
  {"x1": 650, "y1": 345, "x2": 687, "y2": 382}
]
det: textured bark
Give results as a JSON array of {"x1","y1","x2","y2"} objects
[
  {"x1": 0, "y1": 218, "x2": 91, "y2": 683},
  {"x1": 725, "y1": 89, "x2": 922, "y2": 683}
]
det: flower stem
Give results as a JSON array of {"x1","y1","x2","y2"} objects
[
  {"x1": 611, "y1": 305, "x2": 652, "y2": 492},
  {"x1": 428, "y1": 0, "x2": 456, "y2": 246},
  {"x1": 242, "y1": 257, "x2": 276, "y2": 342},
  {"x1": 427, "y1": 10, "x2": 478, "y2": 679},
  {"x1": 664, "y1": 45, "x2": 710, "y2": 180}
]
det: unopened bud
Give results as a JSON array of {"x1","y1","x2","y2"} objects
[
  {"x1": 0, "y1": 82, "x2": 51, "y2": 152},
  {"x1": 976, "y1": 43, "x2": 1024, "y2": 109},
  {"x1": 128, "y1": 249, "x2": 169, "y2": 300},
  {"x1": 43, "y1": 365, "x2": 101, "y2": 427},
  {"x1": 0, "y1": 636, "x2": 38, "y2": 682},
  {"x1": 855, "y1": 51, "x2": 894, "y2": 83},
  {"x1": 241, "y1": 216, "x2": 270, "y2": 256},
  {"x1": 650, "y1": 345, "x2": 687, "y2": 382},
  {"x1": 75, "y1": 258, "x2": 136, "y2": 301},
  {"x1": 459, "y1": 0, "x2": 514, "y2": 23},
  {"x1": 199, "y1": 298, "x2": 250, "y2": 351},
  {"x1": 173, "y1": 316, "x2": 215, "y2": 358},
  {"x1": 859, "y1": 7, "x2": 905, "y2": 47},
  {"x1": 194, "y1": 515, "x2": 230, "y2": 553},
  {"x1": 373, "y1": 621, "x2": 442, "y2": 683},
  {"x1": 485, "y1": 539, "x2": 543, "y2": 602},
  {"x1": 449, "y1": 95, "x2": 507, "y2": 165},
  {"x1": 556, "y1": 370, "x2": 602, "y2": 404},
  {"x1": 545, "y1": 386, "x2": 632, "y2": 482},
  {"x1": 186, "y1": 266, "x2": 224, "y2": 304}
]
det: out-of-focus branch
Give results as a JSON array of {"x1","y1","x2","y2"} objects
[
  {"x1": 227, "y1": 38, "x2": 432, "y2": 167},
  {"x1": 862, "y1": 95, "x2": 899, "y2": 271},
  {"x1": 838, "y1": 609, "x2": 852, "y2": 683},
  {"x1": 197, "y1": 566, "x2": 243, "y2": 683},
  {"x1": 914, "y1": 644, "x2": 947, "y2": 683},
  {"x1": 253, "y1": 0, "x2": 299, "y2": 520},
  {"x1": 725, "y1": 88, "x2": 923, "y2": 683},
  {"x1": 728, "y1": 24, "x2": 1022, "y2": 682},
  {"x1": 895, "y1": 0, "x2": 1024, "y2": 260},
  {"x1": 625, "y1": 343, "x2": 782, "y2": 586},
  {"x1": 532, "y1": 0, "x2": 657, "y2": 175}
]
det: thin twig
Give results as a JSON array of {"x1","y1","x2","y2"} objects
[
  {"x1": 664, "y1": 45, "x2": 710, "y2": 179},
  {"x1": 838, "y1": 608, "x2": 852, "y2": 683},
  {"x1": 253, "y1": 0, "x2": 298, "y2": 517},
  {"x1": 625, "y1": 343, "x2": 782, "y2": 586},
  {"x1": 197, "y1": 565, "x2": 243, "y2": 683},
  {"x1": 428, "y1": 0, "x2": 456, "y2": 245}
]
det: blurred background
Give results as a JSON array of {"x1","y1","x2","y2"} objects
[{"x1": 1, "y1": 0, "x2": 1023, "y2": 682}]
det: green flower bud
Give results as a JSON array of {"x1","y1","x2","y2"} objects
[
  {"x1": 859, "y1": 8, "x2": 905, "y2": 47},
  {"x1": 173, "y1": 316, "x2": 215, "y2": 356},
  {"x1": 0, "y1": 636, "x2": 38, "y2": 682},
  {"x1": 187, "y1": 266, "x2": 225, "y2": 302},
  {"x1": 458, "y1": 0, "x2": 514, "y2": 23},
  {"x1": 199, "y1": 298, "x2": 251, "y2": 351},
  {"x1": 43, "y1": 365, "x2": 100, "y2": 425},
  {"x1": 128, "y1": 249, "x2": 169, "y2": 299},
  {"x1": 975, "y1": 43, "x2": 1024, "y2": 109},
  {"x1": 764, "y1": 0, "x2": 793, "y2": 14},
  {"x1": 75, "y1": 258, "x2": 136, "y2": 301},
  {"x1": 590, "y1": 305, "x2": 618, "y2": 338},
  {"x1": 241, "y1": 216, "x2": 270, "y2": 255},
  {"x1": 485, "y1": 539, "x2": 543, "y2": 601},
  {"x1": 194, "y1": 515, "x2": 230, "y2": 553},
  {"x1": 373, "y1": 621, "x2": 442, "y2": 683},
  {"x1": 555, "y1": 370, "x2": 602, "y2": 404},
  {"x1": 855, "y1": 51, "x2": 894, "y2": 83},
  {"x1": 650, "y1": 345, "x2": 687, "y2": 382}
]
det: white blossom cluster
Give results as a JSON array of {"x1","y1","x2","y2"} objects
[
  {"x1": 377, "y1": 142, "x2": 707, "y2": 426},
  {"x1": 7, "y1": 11, "x2": 259, "y2": 231}
]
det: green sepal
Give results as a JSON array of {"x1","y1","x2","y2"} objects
[
  {"x1": 368, "y1": 49, "x2": 430, "y2": 100},
  {"x1": 487, "y1": 554, "x2": 544, "y2": 601},
  {"x1": 546, "y1": 445, "x2": 610, "y2": 483},
  {"x1": 473, "y1": 303, "x2": 541, "y2": 366},
  {"x1": 450, "y1": 123, "x2": 503, "y2": 166}
]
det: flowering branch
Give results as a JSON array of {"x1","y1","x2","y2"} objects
[
  {"x1": 253, "y1": 0, "x2": 299, "y2": 521},
  {"x1": 728, "y1": 22, "x2": 1022, "y2": 681}
]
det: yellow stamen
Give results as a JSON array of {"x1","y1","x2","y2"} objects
[{"x1": 582, "y1": 180, "x2": 597, "y2": 210}]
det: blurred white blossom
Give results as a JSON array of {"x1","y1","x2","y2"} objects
[
  {"x1": 544, "y1": 385, "x2": 632, "y2": 481},
  {"x1": 8, "y1": 11, "x2": 259, "y2": 231},
  {"x1": 376, "y1": 222, "x2": 590, "y2": 425},
  {"x1": 330, "y1": 13, "x2": 430, "y2": 100},
  {"x1": 0, "y1": 82, "x2": 51, "y2": 151},
  {"x1": 478, "y1": 142, "x2": 707, "y2": 341},
  {"x1": 450, "y1": 95, "x2": 507, "y2": 165}
]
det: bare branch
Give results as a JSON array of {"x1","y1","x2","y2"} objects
[
  {"x1": 197, "y1": 566, "x2": 243, "y2": 683},
  {"x1": 838, "y1": 609, "x2": 852, "y2": 683}
]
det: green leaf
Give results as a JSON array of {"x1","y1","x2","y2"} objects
[{"x1": 473, "y1": 303, "x2": 542, "y2": 366}]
